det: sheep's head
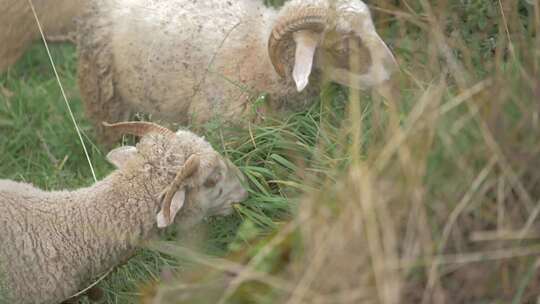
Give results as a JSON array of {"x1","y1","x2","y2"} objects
[
  {"x1": 268, "y1": 0, "x2": 397, "y2": 94},
  {"x1": 103, "y1": 122, "x2": 249, "y2": 228}
]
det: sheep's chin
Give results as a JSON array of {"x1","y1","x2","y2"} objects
[
  {"x1": 207, "y1": 203, "x2": 234, "y2": 217},
  {"x1": 220, "y1": 206, "x2": 235, "y2": 216}
]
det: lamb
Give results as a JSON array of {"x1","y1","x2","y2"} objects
[
  {"x1": 0, "y1": 121, "x2": 249, "y2": 304},
  {"x1": 77, "y1": 0, "x2": 398, "y2": 143},
  {"x1": 0, "y1": 0, "x2": 85, "y2": 72}
]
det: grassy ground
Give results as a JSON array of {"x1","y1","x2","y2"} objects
[{"x1": 1, "y1": 0, "x2": 540, "y2": 303}]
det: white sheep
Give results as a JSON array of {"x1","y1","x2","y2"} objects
[
  {"x1": 0, "y1": 0, "x2": 86, "y2": 72},
  {"x1": 77, "y1": 0, "x2": 398, "y2": 142},
  {"x1": 0, "y1": 121, "x2": 248, "y2": 304}
]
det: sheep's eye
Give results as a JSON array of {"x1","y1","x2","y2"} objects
[
  {"x1": 204, "y1": 178, "x2": 217, "y2": 188},
  {"x1": 204, "y1": 171, "x2": 222, "y2": 188},
  {"x1": 325, "y1": 36, "x2": 371, "y2": 73},
  {"x1": 333, "y1": 43, "x2": 348, "y2": 54},
  {"x1": 332, "y1": 35, "x2": 353, "y2": 48},
  {"x1": 329, "y1": 43, "x2": 345, "y2": 56}
]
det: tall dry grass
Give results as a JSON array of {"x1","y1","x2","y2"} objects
[
  {"x1": 2, "y1": 0, "x2": 538, "y2": 303},
  {"x1": 139, "y1": 1, "x2": 540, "y2": 303}
]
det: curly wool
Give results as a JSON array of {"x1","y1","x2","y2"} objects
[
  {"x1": 0, "y1": 131, "x2": 227, "y2": 304},
  {"x1": 76, "y1": 0, "x2": 325, "y2": 142},
  {"x1": 77, "y1": 0, "x2": 397, "y2": 143}
]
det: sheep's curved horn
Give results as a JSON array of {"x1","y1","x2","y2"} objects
[
  {"x1": 160, "y1": 154, "x2": 200, "y2": 223},
  {"x1": 268, "y1": 7, "x2": 328, "y2": 78},
  {"x1": 102, "y1": 121, "x2": 175, "y2": 138}
]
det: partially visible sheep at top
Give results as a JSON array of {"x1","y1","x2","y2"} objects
[
  {"x1": 77, "y1": 0, "x2": 398, "y2": 142},
  {"x1": 0, "y1": 121, "x2": 248, "y2": 304},
  {"x1": 0, "y1": 0, "x2": 86, "y2": 72}
]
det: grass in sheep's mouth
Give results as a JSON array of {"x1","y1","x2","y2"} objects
[{"x1": 2, "y1": 1, "x2": 540, "y2": 303}]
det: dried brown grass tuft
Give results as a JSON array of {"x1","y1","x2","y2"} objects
[{"x1": 142, "y1": 0, "x2": 540, "y2": 303}]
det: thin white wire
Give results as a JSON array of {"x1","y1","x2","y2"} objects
[{"x1": 27, "y1": 0, "x2": 97, "y2": 182}]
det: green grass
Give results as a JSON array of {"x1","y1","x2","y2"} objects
[
  {"x1": 2, "y1": 0, "x2": 540, "y2": 303},
  {"x1": 0, "y1": 44, "x2": 110, "y2": 187},
  {"x1": 0, "y1": 42, "x2": 350, "y2": 303}
]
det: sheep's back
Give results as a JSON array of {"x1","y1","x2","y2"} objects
[
  {"x1": 0, "y1": 188, "x2": 84, "y2": 303},
  {"x1": 97, "y1": 0, "x2": 289, "y2": 123},
  {"x1": 0, "y1": 180, "x2": 137, "y2": 304}
]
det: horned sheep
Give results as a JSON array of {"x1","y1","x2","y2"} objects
[
  {"x1": 0, "y1": 122, "x2": 248, "y2": 304},
  {"x1": 77, "y1": 0, "x2": 398, "y2": 143}
]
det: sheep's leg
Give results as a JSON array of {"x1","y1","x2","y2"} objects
[
  {"x1": 78, "y1": 47, "x2": 131, "y2": 146},
  {"x1": 77, "y1": 13, "x2": 129, "y2": 146}
]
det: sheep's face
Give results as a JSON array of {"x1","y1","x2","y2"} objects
[
  {"x1": 317, "y1": 4, "x2": 398, "y2": 92},
  {"x1": 105, "y1": 127, "x2": 248, "y2": 229},
  {"x1": 269, "y1": 0, "x2": 397, "y2": 93},
  {"x1": 157, "y1": 154, "x2": 248, "y2": 230},
  {"x1": 191, "y1": 158, "x2": 248, "y2": 217},
  {"x1": 317, "y1": 31, "x2": 372, "y2": 76}
]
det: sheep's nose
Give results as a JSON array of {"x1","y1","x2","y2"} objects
[
  {"x1": 239, "y1": 188, "x2": 249, "y2": 201},
  {"x1": 234, "y1": 187, "x2": 249, "y2": 203},
  {"x1": 234, "y1": 170, "x2": 249, "y2": 202}
]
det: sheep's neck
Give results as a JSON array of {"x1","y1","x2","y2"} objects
[
  {"x1": 63, "y1": 170, "x2": 161, "y2": 279},
  {"x1": 1, "y1": 170, "x2": 163, "y2": 302}
]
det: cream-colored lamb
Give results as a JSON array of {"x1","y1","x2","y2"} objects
[{"x1": 0, "y1": 121, "x2": 248, "y2": 304}]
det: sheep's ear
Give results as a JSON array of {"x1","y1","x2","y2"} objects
[
  {"x1": 292, "y1": 30, "x2": 319, "y2": 92},
  {"x1": 156, "y1": 190, "x2": 186, "y2": 228},
  {"x1": 106, "y1": 146, "x2": 137, "y2": 168}
]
